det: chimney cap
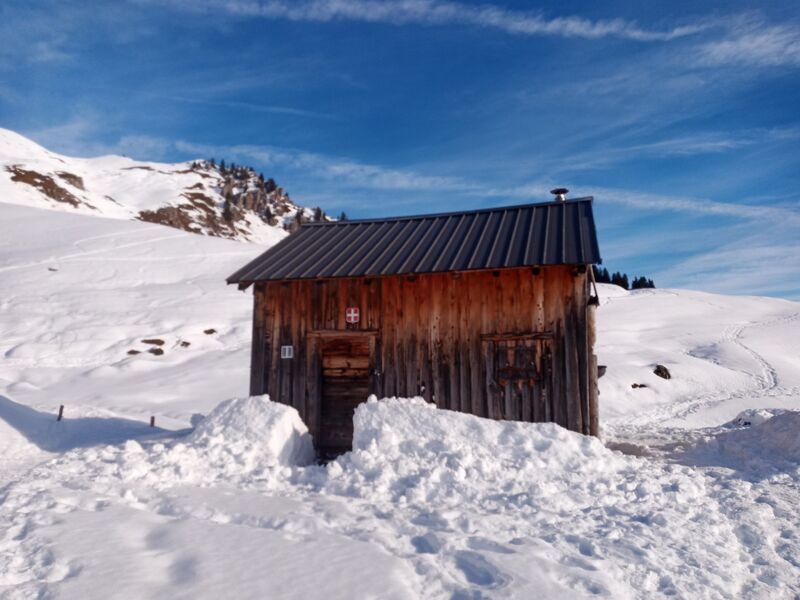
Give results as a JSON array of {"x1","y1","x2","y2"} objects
[{"x1": 550, "y1": 187, "x2": 568, "y2": 202}]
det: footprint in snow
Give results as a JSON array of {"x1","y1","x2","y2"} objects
[
  {"x1": 411, "y1": 532, "x2": 441, "y2": 554},
  {"x1": 453, "y1": 550, "x2": 508, "y2": 588},
  {"x1": 466, "y1": 536, "x2": 515, "y2": 555}
]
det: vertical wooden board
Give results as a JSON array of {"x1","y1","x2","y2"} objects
[
  {"x1": 368, "y1": 277, "x2": 381, "y2": 330},
  {"x1": 382, "y1": 277, "x2": 396, "y2": 397},
  {"x1": 418, "y1": 275, "x2": 432, "y2": 401},
  {"x1": 476, "y1": 272, "x2": 489, "y2": 418},
  {"x1": 395, "y1": 278, "x2": 407, "y2": 397},
  {"x1": 531, "y1": 346, "x2": 542, "y2": 422},
  {"x1": 409, "y1": 281, "x2": 421, "y2": 397},
  {"x1": 278, "y1": 283, "x2": 293, "y2": 405},
  {"x1": 338, "y1": 278, "x2": 347, "y2": 330},
  {"x1": 306, "y1": 335, "x2": 321, "y2": 440},
  {"x1": 497, "y1": 342, "x2": 509, "y2": 419},
  {"x1": 552, "y1": 268, "x2": 570, "y2": 428},
  {"x1": 534, "y1": 271, "x2": 545, "y2": 332},
  {"x1": 321, "y1": 280, "x2": 331, "y2": 329},
  {"x1": 429, "y1": 273, "x2": 442, "y2": 407},
  {"x1": 370, "y1": 334, "x2": 384, "y2": 397},
  {"x1": 368, "y1": 334, "x2": 377, "y2": 395},
  {"x1": 541, "y1": 343, "x2": 552, "y2": 422},
  {"x1": 249, "y1": 288, "x2": 262, "y2": 396},
  {"x1": 587, "y1": 301, "x2": 599, "y2": 436},
  {"x1": 292, "y1": 281, "x2": 303, "y2": 413},
  {"x1": 563, "y1": 300, "x2": 581, "y2": 432},
  {"x1": 268, "y1": 283, "x2": 282, "y2": 402},
  {"x1": 518, "y1": 269, "x2": 535, "y2": 332},
  {"x1": 457, "y1": 275, "x2": 470, "y2": 415},
  {"x1": 266, "y1": 284, "x2": 275, "y2": 394},
  {"x1": 505, "y1": 270, "x2": 519, "y2": 334},
  {"x1": 310, "y1": 280, "x2": 321, "y2": 330},
  {"x1": 447, "y1": 274, "x2": 460, "y2": 412},
  {"x1": 519, "y1": 342, "x2": 532, "y2": 422},
  {"x1": 468, "y1": 274, "x2": 482, "y2": 417},
  {"x1": 483, "y1": 340, "x2": 498, "y2": 419},
  {"x1": 574, "y1": 273, "x2": 590, "y2": 434},
  {"x1": 296, "y1": 282, "x2": 309, "y2": 419}
]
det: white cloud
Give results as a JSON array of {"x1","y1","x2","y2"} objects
[
  {"x1": 592, "y1": 187, "x2": 800, "y2": 227},
  {"x1": 174, "y1": 140, "x2": 478, "y2": 192},
  {"x1": 697, "y1": 15, "x2": 800, "y2": 68},
  {"x1": 164, "y1": 95, "x2": 334, "y2": 119},
  {"x1": 654, "y1": 237, "x2": 800, "y2": 299},
  {"x1": 157, "y1": 0, "x2": 705, "y2": 42}
]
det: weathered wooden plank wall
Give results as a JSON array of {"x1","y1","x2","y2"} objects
[{"x1": 249, "y1": 265, "x2": 596, "y2": 441}]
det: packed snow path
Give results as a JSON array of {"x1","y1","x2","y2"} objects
[{"x1": 1, "y1": 203, "x2": 799, "y2": 598}]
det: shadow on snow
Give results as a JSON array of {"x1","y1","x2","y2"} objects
[{"x1": 0, "y1": 394, "x2": 181, "y2": 453}]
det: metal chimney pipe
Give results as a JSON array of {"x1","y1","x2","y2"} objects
[{"x1": 550, "y1": 187, "x2": 569, "y2": 202}]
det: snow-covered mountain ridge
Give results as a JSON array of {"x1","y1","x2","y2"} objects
[{"x1": 0, "y1": 128, "x2": 317, "y2": 244}]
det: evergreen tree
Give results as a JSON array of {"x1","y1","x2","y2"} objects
[
  {"x1": 222, "y1": 198, "x2": 233, "y2": 222},
  {"x1": 338, "y1": 211, "x2": 348, "y2": 221},
  {"x1": 313, "y1": 206, "x2": 323, "y2": 222},
  {"x1": 219, "y1": 159, "x2": 226, "y2": 172}
]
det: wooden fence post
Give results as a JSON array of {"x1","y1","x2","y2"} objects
[{"x1": 57, "y1": 405, "x2": 64, "y2": 421}]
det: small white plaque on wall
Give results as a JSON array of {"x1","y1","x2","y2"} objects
[{"x1": 280, "y1": 345, "x2": 294, "y2": 359}]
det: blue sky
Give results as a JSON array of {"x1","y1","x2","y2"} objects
[{"x1": 2, "y1": 1, "x2": 799, "y2": 298}]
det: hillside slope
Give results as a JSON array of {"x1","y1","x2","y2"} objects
[{"x1": 0, "y1": 128, "x2": 315, "y2": 244}]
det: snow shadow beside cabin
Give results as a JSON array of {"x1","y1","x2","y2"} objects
[{"x1": 0, "y1": 394, "x2": 175, "y2": 452}]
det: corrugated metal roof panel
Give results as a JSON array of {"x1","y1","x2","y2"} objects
[{"x1": 227, "y1": 197, "x2": 602, "y2": 285}]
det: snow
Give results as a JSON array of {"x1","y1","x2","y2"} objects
[
  {"x1": 1, "y1": 197, "x2": 800, "y2": 597},
  {"x1": 188, "y1": 395, "x2": 315, "y2": 469}
]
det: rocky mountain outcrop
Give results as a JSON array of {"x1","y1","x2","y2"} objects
[{"x1": 0, "y1": 128, "x2": 326, "y2": 244}]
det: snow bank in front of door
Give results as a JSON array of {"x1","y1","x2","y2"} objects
[
  {"x1": 328, "y1": 396, "x2": 641, "y2": 507},
  {"x1": 106, "y1": 395, "x2": 315, "y2": 489},
  {"x1": 189, "y1": 395, "x2": 316, "y2": 467}
]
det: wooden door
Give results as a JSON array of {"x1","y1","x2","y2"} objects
[
  {"x1": 483, "y1": 335, "x2": 552, "y2": 422},
  {"x1": 319, "y1": 334, "x2": 373, "y2": 456}
]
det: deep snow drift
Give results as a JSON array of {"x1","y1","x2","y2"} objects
[{"x1": 1, "y1": 201, "x2": 799, "y2": 598}]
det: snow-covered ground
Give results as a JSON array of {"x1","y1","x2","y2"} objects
[{"x1": 1, "y1": 202, "x2": 799, "y2": 598}]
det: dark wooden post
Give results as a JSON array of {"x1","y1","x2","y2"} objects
[{"x1": 57, "y1": 405, "x2": 64, "y2": 421}]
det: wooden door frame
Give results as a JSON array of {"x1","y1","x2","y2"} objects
[{"x1": 310, "y1": 330, "x2": 380, "y2": 455}]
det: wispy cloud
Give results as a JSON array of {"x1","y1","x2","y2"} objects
[
  {"x1": 175, "y1": 139, "x2": 477, "y2": 192},
  {"x1": 155, "y1": 0, "x2": 706, "y2": 42},
  {"x1": 591, "y1": 187, "x2": 800, "y2": 227},
  {"x1": 165, "y1": 95, "x2": 335, "y2": 119},
  {"x1": 696, "y1": 15, "x2": 800, "y2": 68},
  {"x1": 654, "y1": 236, "x2": 800, "y2": 299}
]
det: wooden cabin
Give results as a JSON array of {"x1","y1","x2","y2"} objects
[{"x1": 228, "y1": 196, "x2": 602, "y2": 456}]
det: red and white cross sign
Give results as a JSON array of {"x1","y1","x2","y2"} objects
[{"x1": 345, "y1": 306, "x2": 360, "y2": 324}]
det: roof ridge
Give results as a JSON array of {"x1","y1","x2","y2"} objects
[{"x1": 303, "y1": 197, "x2": 594, "y2": 226}]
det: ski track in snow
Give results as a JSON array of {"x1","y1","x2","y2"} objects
[{"x1": 602, "y1": 289, "x2": 799, "y2": 448}]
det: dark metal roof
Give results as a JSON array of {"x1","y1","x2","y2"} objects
[{"x1": 227, "y1": 197, "x2": 601, "y2": 285}]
